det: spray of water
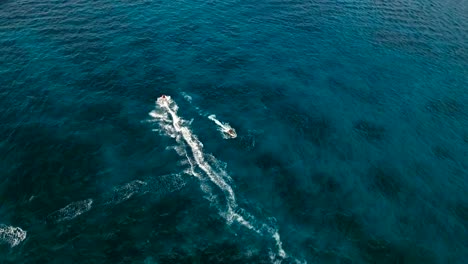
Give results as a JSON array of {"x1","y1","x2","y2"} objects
[{"x1": 0, "y1": 224, "x2": 27, "y2": 247}]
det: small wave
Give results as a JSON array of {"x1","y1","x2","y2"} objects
[
  {"x1": 47, "y1": 199, "x2": 93, "y2": 223},
  {"x1": 0, "y1": 225, "x2": 27, "y2": 247}
]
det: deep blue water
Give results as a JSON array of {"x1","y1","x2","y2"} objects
[{"x1": 1, "y1": 0, "x2": 467, "y2": 263}]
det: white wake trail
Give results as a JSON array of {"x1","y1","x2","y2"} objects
[
  {"x1": 152, "y1": 97, "x2": 238, "y2": 213},
  {"x1": 149, "y1": 95, "x2": 287, "y2": 261}
]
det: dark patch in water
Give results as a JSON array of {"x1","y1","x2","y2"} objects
[
  {"x1": 322, "y1": 59, "x2": 344, "y2": 71},
  {"x1": 273, "y1": 168, "x2": 348, "y2": 231},
  {"x1": 194, "y1": 50, "x2": 252, "y2": 73},
  {"x1": 270, "y1": 164, "x2": 314, "y2": 223},
  {"x1": 143, "y1": 66, "x2": 177, "y2": 88},
  {"x1": 77, "y1": 101, "x2": 122, "y2": 123},
  {"x1": 0, "y1": 39, "x2": 29, "y2": 67},
  {"x1": 286, "y1": 65, "x2": 315, "y2": 84},
  {"x1": 254, "y1": 152, "x2": 283, "y2": 171},
  {"x1": 301, "y1": 236, "x2": 353, "y2": 263},
  {"x1": 0, "y1": 123, "x2": 103, "y2": 220},
  {"x1": 237, "y1": 132, "x2": 259, "y2": 152},
  {"x1": 372, "y1": 30, "x2": 437, "y2": 57},
  {"x1": 273, "y1": 102, "x2": 334, "y2": 146},
  {"x1": 311, "y1": 171, "x2": 342, "y2": 195},
  {"x1": 329, "y1": 141, "x2": 355, "y2": 162},
  {"x1": 453, "y1": 203, "x2": 468, "y2": 229},
  {"x1": 303, "y1": 116, "x2": 334, "y2": 146},
  {"x1": 188, "y1": 81, "x2": 260, "y2": 107},
  {"x1": 328, "y1": 76, "x2": 379, "y2": 105},
  {"x1": 74, "y1": 70, "x2": 121, "y2": 94},
  {"x1": 361, "y1": 238, "x2": 437, "y2": 264},
  {"x1": 295, "y1": 23, "x2": 323, "y2": 34},
  {"x1": 353, "y1": 120, "x2": 386, "y2": 141},
  {"x1": 432, "y1": 145, "x2": 453, "y2": 160},
  {"x1": 367, "y1": 164, "x2": 403, "y2": 201},
  {"x1": 426, "y1": 98, "x2": 465, "y2": 117},
  {"x1": 330, "y1": 212, "x2": 363, "y2": 240}
]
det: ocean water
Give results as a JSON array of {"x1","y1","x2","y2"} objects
[{"x1": 1, "y1": 0, "x2": 467, "y2": 263}]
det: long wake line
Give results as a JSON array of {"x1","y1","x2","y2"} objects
[{"x1": 149, "y1": 95, "x2": 287, "y2": 261}]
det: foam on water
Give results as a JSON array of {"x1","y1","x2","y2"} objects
[
  {"x1": 181, "y1": 92, "x2": 193, "y2": 103},
  {"x1": 273, "y1": 231, "x2": 286, "y2": 258},
  {"x1": 149, "y1": 95, "x2": 290, "y2": 261},
  {"x1": 47, "y1": 199, "x2": 93, "y2": 223},
  {"x1": 0, "y1": 225, "x2": 27, "y2": 247}
]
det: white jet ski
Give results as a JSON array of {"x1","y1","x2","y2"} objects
[
  {"x1": 208, "y1": 114, "x2": 237, "y2": 139},
  {"x1": 223, "y1": 128, "x2": 237, "y2": 139}
]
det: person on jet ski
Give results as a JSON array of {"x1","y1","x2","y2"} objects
[{"x1": 226, "y1": 129, "x2": 236, "y2": 137}]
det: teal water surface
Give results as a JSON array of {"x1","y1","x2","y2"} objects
[{"x1": 1, "y1": 0, "x2": 467, "y2": 263}]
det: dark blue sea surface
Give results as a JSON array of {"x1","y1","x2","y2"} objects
[{"x1": 1, "y1": 0, "x2": 467, "y2": 263}]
